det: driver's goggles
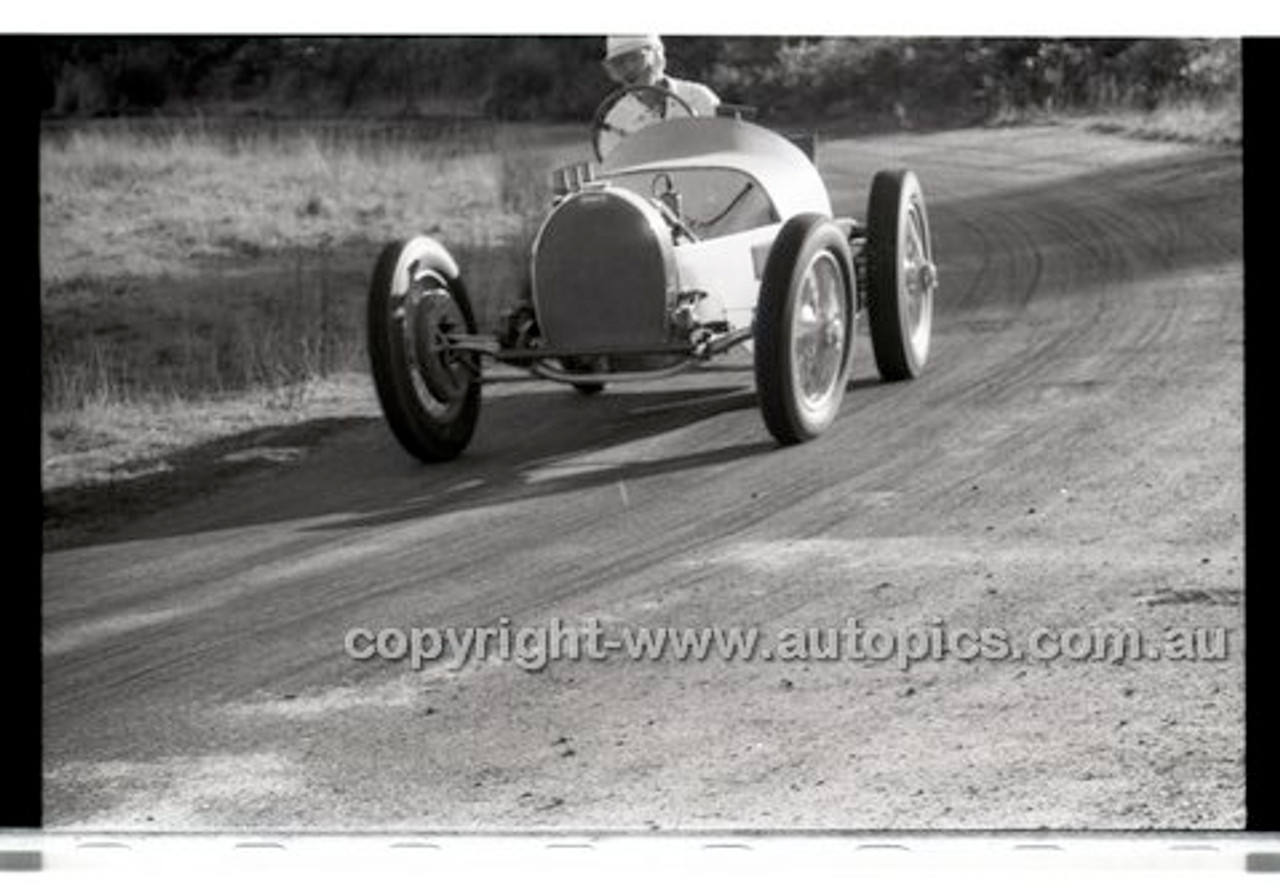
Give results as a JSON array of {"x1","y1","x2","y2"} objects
[{"x1": 603, "y1": 48, "x2": 652, "y2": 80}]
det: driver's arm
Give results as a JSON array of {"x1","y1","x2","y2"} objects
[
  {"x1": 678, "y1": 80, "x2": 720, "y2": 117},
  {"x1": 606, "y1": 93, "x2": 661, "y2": 131}
]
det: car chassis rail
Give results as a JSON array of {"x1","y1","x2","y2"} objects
[{"x1": 444, "y1": 327, "x2": 756, "y2": 385}]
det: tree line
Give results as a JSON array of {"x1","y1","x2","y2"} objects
[{"x1": 40, "y1": 37, "x2": 1240, "y2": 128}]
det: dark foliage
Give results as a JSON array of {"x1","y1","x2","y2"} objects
[{"x1": 38, "y1": 36, "x2": 1240, "y2": 127}]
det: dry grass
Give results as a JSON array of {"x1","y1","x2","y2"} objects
[
  {"x1": 40, "y1": 118, "x2": 587, "y2": 498},
  {"x1": 42, "y1": 374, "x2": 377, "y2": 491},
  {"x1": 990, "y1": 97, "x2": 1241, "y2": 147},
  {"x1": 1073, "y1": 100, "x2": 1242, "y2": 147},
  {"x1": 40, "y1": 120, "x2": 587, "y2": 399},
  {"x1": 41, "y1": 123, "x2": 578, "y2": 285}
]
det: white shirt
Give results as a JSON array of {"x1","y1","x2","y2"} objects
[{"x1": 663, "y1": 75, "x2": 720, "y2": 116}]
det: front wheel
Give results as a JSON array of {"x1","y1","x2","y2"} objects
[
  {"x1": 754, "y1": 214, "x2": 856, "y2": 445},
  {"x1": 367, "y1": 237, "x2": 481, "y2": 462},
  {"x1": 866, "y1": 169, "x2": 937, "y2": 380}
]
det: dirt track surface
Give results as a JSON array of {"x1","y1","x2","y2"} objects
[{"x1": 43, "y1": 125, "x2": 1244, "y2": 831}]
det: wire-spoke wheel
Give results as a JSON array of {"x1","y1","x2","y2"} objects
[
  {"x1": 755, "y1": 214, "x2": 855, "y2": 445},
  {"x1": 867, "y1": 169, "x2": 937, "y2": 380}
]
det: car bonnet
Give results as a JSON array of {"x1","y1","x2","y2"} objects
[{"x1": 598, "y1": 117, "x2": 832, "y2": 220}]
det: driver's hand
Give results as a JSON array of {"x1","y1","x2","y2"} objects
[{"x1": 603, "y1": 98, "x2": 662, "y2": 136}]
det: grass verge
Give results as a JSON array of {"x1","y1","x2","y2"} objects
[
  {"x1": 992, "y1": 98, "x2": 1241, "y2": 147},
  {"x1": 42, "y1": 374, "x2": 380, "y2": 550}
]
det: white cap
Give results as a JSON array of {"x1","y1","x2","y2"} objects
[{"x1": 604, "y1": 35, "x2": 663, "y2": 60}]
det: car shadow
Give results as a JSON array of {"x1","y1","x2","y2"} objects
[
  {"x1": 309, "y1": 370, "x2": 890, "y2": 535},
  {"x1": 46, "y1": 372, "x2": 850, "y2": 549},
  {"x1": 43, "y1": 366, "x2": 900, "y2": 551},
  {"x1": 43, "y1": 416, "x2": 370, "y2": 552}
]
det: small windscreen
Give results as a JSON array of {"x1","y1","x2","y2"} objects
[{"x1": 609, "y1": 168, "x2": 778, "y2": 239}]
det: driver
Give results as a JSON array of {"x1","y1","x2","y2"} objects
[{"x1": 601, "y1": 35, "x2": 719, "y2": 131}]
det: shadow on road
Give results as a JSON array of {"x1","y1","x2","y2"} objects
[
  {"x1": 46, "y1": 374, "x2": 839, "y2": 549},
  {"x1": 43, "y1": 416, "x2": 369, "y2": 552},
  {"x1": 43, "y1": 364, "x2": 897, "y2": 551}
]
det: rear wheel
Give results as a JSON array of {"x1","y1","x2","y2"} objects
[
  {"x1": 754, "y1": 215, "x2": 855, "y2": 445},
  {"x1": 866, "y1": 169, "x2": 937, "y2": 380},
  {"x1": 367, "y1": 237, "x2": 481, "y2": 462}
]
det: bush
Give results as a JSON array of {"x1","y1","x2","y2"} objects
[
  {"x1": 1180, "y1": 39, "x2": 1241, "y2": 99},
  {"x1": 483, "y1": 37, "x2": 610, "y2": 122},
  {"x1": 485, "y1": 43, "x2": 558, "y2": 121},
  {"x1": 114, "y1": 49, "x2": 174, "y2": 110},
  {"x1": 717, "y1": 38, "x2": 990, "y2": 129},
  {"x1": 52, "y1": 63, "x2": 111, "y2": 116},
  {"x1": 39, "y1": 37, "x2": 1241, "y2": 129}
]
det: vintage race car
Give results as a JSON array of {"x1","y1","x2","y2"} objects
[{"x1": 367, "y1": 85, "x2": 938, "y2": 462}]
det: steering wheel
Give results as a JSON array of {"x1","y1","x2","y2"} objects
[{"x1": 591, "y1": 84, "x2": 696, "y2": 162}]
